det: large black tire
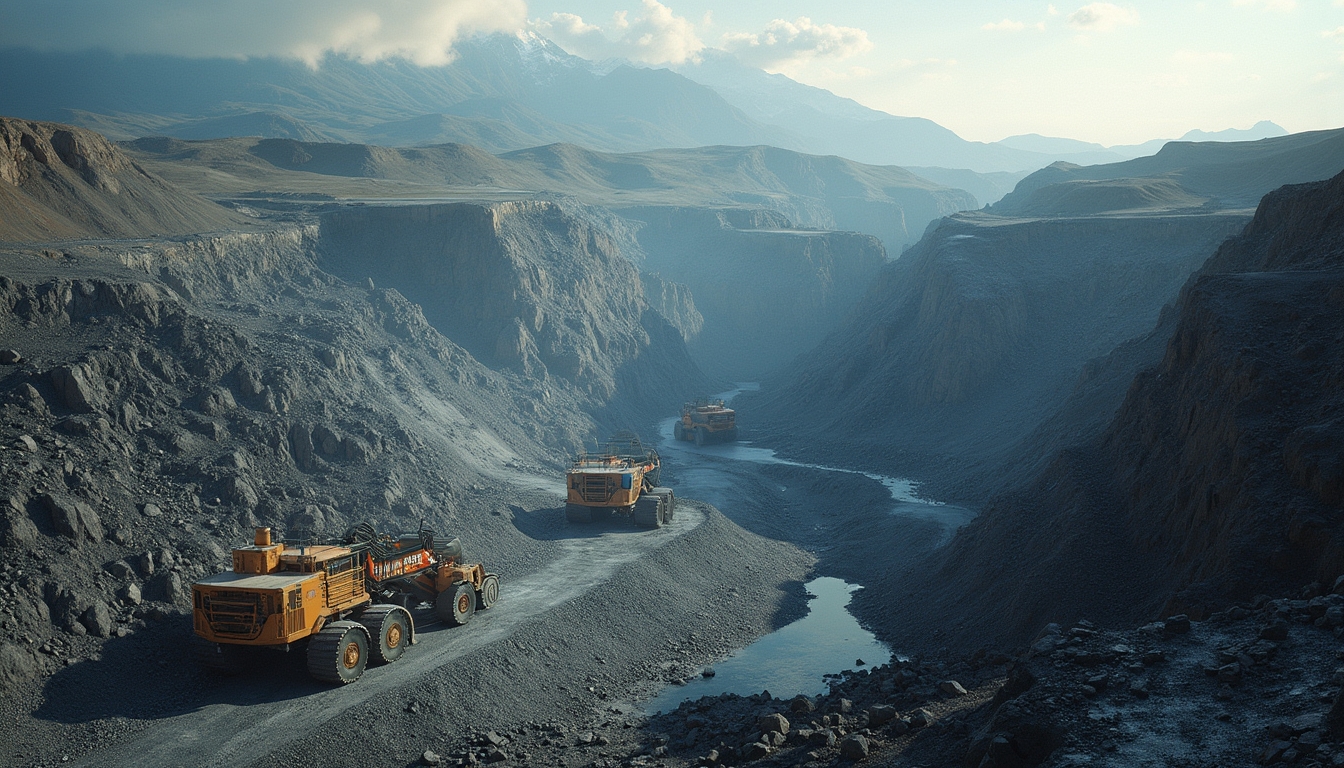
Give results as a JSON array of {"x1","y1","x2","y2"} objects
[
  {"x1": 694, "y1": 428, "x2": 707, "y2": 446},
  {"x1": 632, "y1": 494, "x2": 663, "y2": 528},
  {"x1": 566, "y1": 503, "x2": 592, "y2": 523},
  {"x1": 649, "y1": 487, "x2": 676, "y2": 523},
  {"x1": 193, "y1": 638, "x2": 247, "y2": 675},
  {"x1": 436, "y1": 581, "x2": 476, "y2": 626},
  {"x1": 673, "y1": 421, "x2": 685, "y2": 441},
  {"x1": 358, "y1": 605, "x2": 413, "y2": 665},
  {"x1": 645, "y1": 465, "x2": 661, "y2": 487},
  {"x1": 477, "y1": 574, "x2": 500, "y2": 610},
  {"x1": 307, "y1": 621, "x2": 369, "y2": 685}
]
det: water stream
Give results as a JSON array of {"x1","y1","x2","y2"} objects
[
  {"x1": 643, "y1": 384, "x2": 972, "y2": 711},
  {"x1": 656, "y1": 383, "x2": 976, "y2": 530},
  {"x1": 645, "y1": 577, "x2": 892, "y2": 713}
]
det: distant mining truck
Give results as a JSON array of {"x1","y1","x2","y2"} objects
[
  {"x1": 674, "y1": 398, "x2": 737, "y2": 445},
  {"x1": 191, "y1": 523, "x2": 498, "y2": 684},
  {"x1": 566, "y1": 431, "x2": 676, "y2": 528}
]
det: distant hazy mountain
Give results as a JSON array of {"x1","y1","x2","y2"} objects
[
  {"x1": 0, "y1": 34, "x2": 1292, "y2": 178},
  {"x1": 0, "y1": 34, "x2": 781, "y2": 153},
  {"x1": 1107, "y1": 120, "x2": 1287, "y2": 160},
  {"x1": 675, "y1": 51, "x2": 1070, "y2": 173}
]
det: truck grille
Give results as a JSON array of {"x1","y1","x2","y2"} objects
[
  {"x1": 581, "y1": 474, "x2": 613, "y2": 502},
  {"x1": 201, "y1": 590, "x2": 264, "y2": 639}
]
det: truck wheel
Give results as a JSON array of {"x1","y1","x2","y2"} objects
[
  {"x1": 565, "y1": 503, "x2": 592, "y2": 523},
  {"x1": 437, "y1": 581, "x2": 476, "y2": 626},
  {"x1": 358, "y1": 605, "x2": 413, "y2": 664},
  {"x1": 193, "y1": 638, "x2": 246, "y2": 675},
  {"x1": 674, "y1": 422, "x2": 685, "y2": 441},
  {"x1": 650, "y1": 487, "x2": 675, "y2": 523},
  {"x1": 307, "y1": 621, "x2": 369, "y2": 684},
  {"x1": 694, "y1": 428, "x2": 707, "y2": 446},
  {"x1": 633, "y1": 494, "x2": 663, "y2": 528},
  {"x1": 477, "y1": 574, "x2": 500, "y2": 610}
]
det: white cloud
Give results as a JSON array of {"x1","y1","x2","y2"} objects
[
  {"x1": 1232, "y1": 0, "x2": 1297, "y2": 11},
  {"x1": 1067, "y1": 3, "x2": 1140, "y2": 31},
  {"x1": 0, "y1": 0, "x2": 527, "y2": 66},
  {"x1": 720, "y1": 17, "x2": 873, "y2": 69},
  {"x1": 533, "y1": 0, "x2": 704, "y2": 65},
  {"x1": 981, "y1": 18, "x2": 1047, "y2": 32},
  {"x1": 1325, "y1": 26, "x2": 1344, "y2": 39}
]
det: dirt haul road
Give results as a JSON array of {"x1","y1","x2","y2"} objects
[{"x1": 79, "y1": 502, "x2": 706, "y2": 768}]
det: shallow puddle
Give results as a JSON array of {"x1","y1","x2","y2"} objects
[{"x1": 645, "y1": 577, "x2": 892, "y2": 713}]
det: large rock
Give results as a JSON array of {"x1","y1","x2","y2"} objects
[
  {"x1": 81, "y1": 601, "x2": 114, "y2": 637},
  {"x1": 1, "y1": 503, "x2": 40, "y2": 548},
  {"x1": 222, "y1": 476, "x2": 259, "y2": 510},
  {"x1": 839, "y1": 734, "x2": 869, "y2": 760},
  {"x1": 0, "y1": 643, "x2": 38, "y2": 687},
  {"x1": 758, "y1": 713, "x2": 789, "y2": 735},
  {"x1": 42, "y1": 493, "x2": 103, "y2": 544},
  {"x1": 288, "y1": 423, "x2": 315, "y2": 470},
  {"x1": 50, "y1": 363, "x2": 106, "y2": 412}
]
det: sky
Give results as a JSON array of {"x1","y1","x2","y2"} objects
[{"x1": 1, "y1": 0, "x2": 1341, "y2": 146}]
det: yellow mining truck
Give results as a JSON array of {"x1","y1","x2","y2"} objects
[
  {"x1": 191, "y1": 524, "x2": 498, "y2": 684},
  {"x1": 674, "y1": 398, "x2": 737, "y2": 445},
  {"x1": 565, "y1": 431, "x2": 676, "y2": 528}
]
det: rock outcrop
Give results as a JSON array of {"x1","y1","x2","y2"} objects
[
  {"x1": 749, "y1": 209, "x2": 1247, "y2": 474},
  {"x1": 623, "y1": 206, "x2": 889, "y2": 380},
  {"x1": 865, "y1": 169, "x2": 1344, "y2": 654}
]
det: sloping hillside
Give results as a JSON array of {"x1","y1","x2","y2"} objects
[
  {"x1": 0, "y1": 118, "x2": 245, "y2": 241},
  {"x1": 126, "y1": 136, "x2": 977, "y2": 252},
  {"x1": 865, "y1": 169, "x2": 1344, "y2": 653},
  {"x1": 747, "y1": 209, "x2": 1248, "y2": 477},
  {"x1": 993, "y1": 128, "x2": 1344, "y2": 216}
]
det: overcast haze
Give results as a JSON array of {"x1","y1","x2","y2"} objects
[{"x1": 1, "y1": 0, "x2": 1340, "y2": 145}]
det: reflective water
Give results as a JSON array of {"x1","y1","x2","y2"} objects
[
  {"x1": 657, "y1": 384, "x2": 976, "y2": 530},
  {"x1": 645, "y1": 577, "x2": 891, "y2": 713}
]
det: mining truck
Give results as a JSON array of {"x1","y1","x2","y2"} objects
[
  {"x1": 191, "y1": 523, "x2": 498, "y2": 684},
  {"x1": 674, "y1": 398, "x2": 737, "y2": 445},
  {"x1": 566, "y1": 431, "x2": 676, "y2": 528}
]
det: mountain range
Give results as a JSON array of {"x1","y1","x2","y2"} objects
[{"x1": 0, "y1": 33, "x2": 1290, "y2": 177}]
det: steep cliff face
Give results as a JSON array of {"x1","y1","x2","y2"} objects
[
  {"x1": 0, "y1": 118, "x2": 244, "y2": 241},
  {"x1": 318, "y1": 200, "x2": 709, "y2": 421},
  {"x1": 621, "y1": 205, "x2": 889, "y2": 380},
  {"x1": 749, "y1": 210, "x2": 1247, "y2": 469},
  {"x1": 864, "y1": 171, "x2": 1344, "y2": 653}
]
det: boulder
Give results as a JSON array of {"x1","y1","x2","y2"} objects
[
  {"x1": 1163, "y1": 614, "x2": 1192, "y2": 634},
  {"x1": 839, "y1": 734, "x2": 869, "y2": 760},
  {"x1": 141, "y1": 502, "x2": 163, "y2": 518},
  {"x1": 790, "y1": 695, "x2": 815, "y2": 713},
  {"x1": 868, "y1": 705, "x2": 897, "y2": 726},
  {"x1": 222, "y1": 476, "x2": 259, "y2": 510},
  {"x1": 312, "y1": 424, "x2": 342, "y2": 456},
  {"x1": 104, "y1": 560, "x2": 135, "y2": 581},
  {"x1": 940, "y1": 679, "x2": 968, "y2": 696},
  {"x1": 81, "y1": 602, "x2": 114, "y2": 637},
  {"x1": 51, "y1": 363, "x2": 107, "y2": 412},
  {"x1": 42, "y1": 493, "x2": 103, "y2": 544},
  {"x1": 0, "y1": 643, "x2": 38, "y2": 687},
  {"x1": 421, "y1": 749, "x2": 441, "y2": 766},
  {"x1": 0, "y1": 349, "x2": 22, "y2": 364},
  {"x1": 288, "y1": 423, "x2": 315, "y2": 470},
  {"x1": 1, "y1": 507, "x2": 39, "y2": 548},
  {"x1": 759, "y1": 713, "x2": 789, "y2": 735},
  {"x1": 808, "y1": 729, "x2": 837, "y2": 747},
  {"x1": 17, "y1": 434, "x2": 37, "y2": 452},
  {"x1": 199, "y1": 386, "x2": 236, "y2": 416},
  {"x1": 120, "y1": 583, "x2": 142, "y2": 605}
]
